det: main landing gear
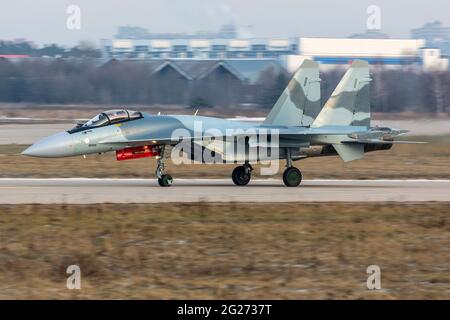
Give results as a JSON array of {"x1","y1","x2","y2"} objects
[
  {"x1": 232, "y1": 162, "x2": 253, "y2": 186},
  {"x1": 156, "y1": 145, "x2": 173, "y2": 187},
  {"x1": 282, "y1": 148, "x2": 302, "y2": 187},
  {"x1": 230, "y1": 150, "x2": 303, "y2": 187},
  {"x1": 283, "y1": 167, "x2": 302, "y2": 187}
]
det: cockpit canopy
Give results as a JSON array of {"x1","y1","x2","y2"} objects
[{"x1": 69, "y1": 109, "x2": 143, "y2": 133}]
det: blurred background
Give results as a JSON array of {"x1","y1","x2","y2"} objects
[
  {"x1": 0, "y1": 0, "x2": 449, "y2": 115},
  {"x1": 0, "y1": 1, "x2": 449, "y2": 300}
]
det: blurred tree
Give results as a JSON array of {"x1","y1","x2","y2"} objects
[
  {"x1": 65, "y1": 41, "x2": 102, "y2": 58},
  {"x1": 254, "y1": 66, "x2": 289, "y2": 108},
  {"x1": 0, "y1": 57, "x2": 448, "y2": 115},
  {"x1": 37, "y1": 44, "x2": 66, "y2": 57},
  {"x1": 0, "y1": 41, "x2": 34, "y2": 55}
]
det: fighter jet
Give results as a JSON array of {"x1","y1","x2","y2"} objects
[{"x1": 22, "y1": 60, "x2": 419, "y2": 187}]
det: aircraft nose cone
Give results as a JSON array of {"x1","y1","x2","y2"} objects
[{"x1": 22, "y1": 132, "x2": 74, "y2": 157}]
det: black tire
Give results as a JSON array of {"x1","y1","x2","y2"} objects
[
  {"x1": 231, "y1": 166, "x2": 251, "y2": 186},
  {"x1": 282, "y1": 167, "x2": 302, "y2": 187},
  {"x1": 158, "y1": 174, "x2": 173, "y2": 187}
]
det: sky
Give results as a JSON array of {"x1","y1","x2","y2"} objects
[{"x1": 1, "y1": 0, "x2": 450, "y2": 46}]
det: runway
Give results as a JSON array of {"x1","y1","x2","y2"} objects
[{"x1": 0, "y1": 178, "x2": 449, "y2": 204}]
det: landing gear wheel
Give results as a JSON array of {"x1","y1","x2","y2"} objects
[
  {"x1": 232, "y1": 166, "x2": 251, "y2": 186},
  {"x1": 155, "y1": 145, "x2": 173, "y2": 187},
  {"x1": 158, "y1": 174, "x2": 173, "y2": 187},
  {"x1": 283, "y1": 167, "x2": 302, "y2": 187}
]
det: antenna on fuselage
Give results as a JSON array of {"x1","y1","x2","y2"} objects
[{"x1": 194, "y1": 109, "x2": 199, "y2": 116}]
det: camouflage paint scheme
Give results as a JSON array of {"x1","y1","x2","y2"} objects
[
  {"x1": 23, "y1": 60, "x2": 417, "y2": 164},
  {"x1": 264, "y1": 60, "x2": 321, "y2": 127},
  {"x1": 312, "y1": 60, "x2": 371, "y2": 128}
]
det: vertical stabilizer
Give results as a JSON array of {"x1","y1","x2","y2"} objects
[
  {"x1": 312, "y1": 60, "x2": 371, "y2": 128},
  {"x1": 263, "y1": 60, "x2": 321, "y2": 127}
]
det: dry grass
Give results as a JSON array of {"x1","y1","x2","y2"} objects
[
  {"x1": 2, "y1": 136, "x2": 450, "y2": 179},
  {"x1": 0, "y1": 202, "x2": 448, "y2": 299}
]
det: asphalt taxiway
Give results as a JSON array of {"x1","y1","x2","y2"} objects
[{"x1": 0, "y1": 178, "x2": 448, "y2": 204}]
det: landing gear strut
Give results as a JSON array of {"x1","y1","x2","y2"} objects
[
  {"x1": 282, "y1": 148, "x2": 302, "y2": 187},
  {"x1": 232, "y1": 162, "x2": 253, "y2": 186},
  {"x1": 156, "y1": 145, "x2": 173, "y2": 187}
]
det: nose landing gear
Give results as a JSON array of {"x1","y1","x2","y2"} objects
[
  {"x1": 156, "y1": 145, "x2": 173, "y2": 187},
  {"x1": 231, "y1": 162, "x2": 253, "y2": 186}
]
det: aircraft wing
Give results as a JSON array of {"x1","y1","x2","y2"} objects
[
  {"x1": 99, "y1": 127, "x2": 423, "y2": 147},
  {"x1": 98, "y1": 136, "x2": 202, "y2": 147},
  {"x1": 341, "y1": 139, "x2": 426, "y2": 144},
  {"x1": 98, "y1": 128, "x2": 312, "y2": 146}
]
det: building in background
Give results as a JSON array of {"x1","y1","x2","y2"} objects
[
  {"x1": 101, "y1": 26, "x2": 449, "y2": 72},
  {"x1": 284, "y1": 37, "x2": 426, "y2": 72},
  {"x1": 411, "y1": 21, "x2": 450, "y2": 56},
  {"x1": 115, "y1": 24, "x2": 237, "y2": 40},
  {"x1": 281, "y1": 37, "x2": 449, "y2": 72},
  {"x1": 421, "y1": 47, "x2": 449, "y2": 71},
  {"x1": 94, "y1": 59, "x2": 286, "y2": 106},
  {"x1": 101, "y1": 24, "x2": 295, "y2": 59},
  {"x1": 101, "y1": 37, "x2": 297, "y2": 60},
  {"x1": 348, "y1": 30, "x2": 390, "y2": 39}
]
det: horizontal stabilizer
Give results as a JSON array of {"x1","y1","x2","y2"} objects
[{"x1": 332, "y1": 143, "x2": 364, "y2": 162}]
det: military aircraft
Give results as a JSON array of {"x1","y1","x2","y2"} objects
[{"x1": 22, "y1": 60, "x2": 418, "y2": 187}]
